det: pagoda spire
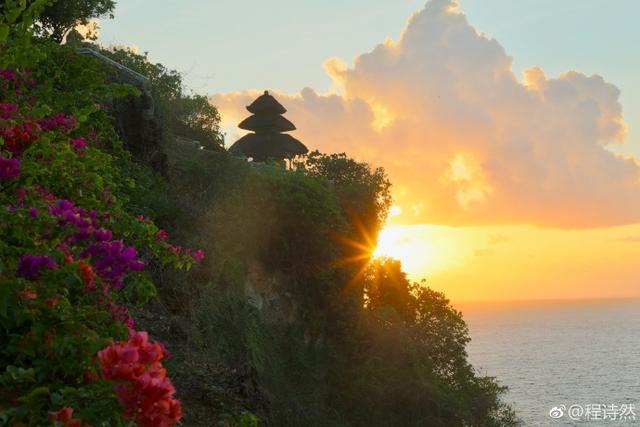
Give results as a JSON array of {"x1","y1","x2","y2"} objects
[{"x1": 229, "y1": 91, "x2": 308, "y2": 164}]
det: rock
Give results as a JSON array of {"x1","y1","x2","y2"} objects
[{"x1": 76, "y1": 47, "x2": 167, "y2": 174}]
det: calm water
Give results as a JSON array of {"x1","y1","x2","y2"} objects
[{"x1": 458, "y1": 299, "x2": 640, "y2": 426}]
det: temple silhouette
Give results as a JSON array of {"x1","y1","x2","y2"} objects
[{"x1": 229, "y1": 91, "x2": 308, "y2": 165}]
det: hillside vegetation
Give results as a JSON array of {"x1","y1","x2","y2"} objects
[{"x1": 0, "y1": 2, "x2": 518, "y2": 426}]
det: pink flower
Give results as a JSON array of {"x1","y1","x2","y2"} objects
[{"x1": 98, "y1": 331, "x2": 182, "y2": 426}]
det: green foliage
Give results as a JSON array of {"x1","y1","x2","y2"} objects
[
  {"x1": 172, "y1": 94, "x2": 224, "y2": 150},
  {"x1": 300, "y1": 150, "x2": 392, "y2": 234},
  {"x1": 220, "y1": 412, "x2": 260, "y2": 427},
  {"x1": 0, "y1": 0, "x2": 50, "y2": 67},
  {"x1": 335, "y1": 257, "x2": 520, "y2": 427},
  {"x1": 0, "y1": 12, "x2": 197, "y2": 425},
  {"x1": 156, "y1": 141, "x2": 519, "y2": 425},
  {"x1": 33, "y1": 0, "x2": 116, "y2": 42},
  {"x1": 0, "y1": 4, "x2": 519, "y2": 425}
]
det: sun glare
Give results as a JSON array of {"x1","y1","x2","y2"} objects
[{"x1": 373, "y1": 226, "x2": 435, "y2": 278}]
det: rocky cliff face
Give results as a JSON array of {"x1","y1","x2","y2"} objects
[
  {"x1": 110, "y1": 83, "x2": 166, "y2": 173},
  {"x1": 77, "y1": 47, "x2": 167, "y2": 173},
  {"x1": 245, "y1": 261, "x2": 297, "y2": 325}
]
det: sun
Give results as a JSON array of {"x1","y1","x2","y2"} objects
[
  {"x1": 336, "y1": 222, "x2": 453, "y2": 288},
  {"x1": 373, "y1": 226, "x2": 435, "y2": 278},
  {"x1": 372, "y1": 224, "x2": 463, "y2": 279}
]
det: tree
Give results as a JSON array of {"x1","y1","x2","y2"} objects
[
  {"x1": 340, "y1": 257, "x2": 521, "y2": 426},
  {"x1": 172, "y1": 94, "x2": 224, "y2": 150},
  {"x1": 33, "y1": 0, "x2": 116, "y2": 43},
  {"x1": 301, "y1": 150, "x2": 392, "y2": 234}
]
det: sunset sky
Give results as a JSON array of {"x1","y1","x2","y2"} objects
[{"x1": 98, "y1": 0, "x2": 640, "y2": 302}]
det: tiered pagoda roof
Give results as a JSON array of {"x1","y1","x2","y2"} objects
[{"x1": 229, "y1": 91, "x2": 308, "y2": 162}]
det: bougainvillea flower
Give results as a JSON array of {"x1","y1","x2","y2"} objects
[
  {"x1": 49, "y1": 406, "x2": 74, "y2": 421},
  {"x1": 18, "y1": 288, "x2": 37, "y2": 300},
  {"x1": 94, "y1": 228, "x2": 113, "y2": 241},
  {"x1": 78, "y1": 261, "x2": 96, "y2": 290},
  {"x1": 1, "y1": 122, "x2": 39, "y2": 156},
  {"x1": 16, "y1": 254, "x2": 58, "y2": 280},
  {"x1": 0, "y1": 102, "x2": 18, "y2": 119},
  {"x1": 37, "y1": 112, "x2": 76, "y2": 131},
  {"x1": 192, "y1": 249, "x2": 205, "y2": 261},
  {"x1": 98, "y1": 331, "x2": 182, "y2": 426},
  {"x1": 69, "y1": 137, "x2": 87, "y2": 154},
  {"x1": 45, "y1": 297, "x2": 59, "y2": 308},
  {"x1": 48, "y1": 406, "x2": 85, "y2": 427},
  {"x1": 83, "y1": 241, "x2": 144, "y2": 288},
  {"x1": 0, "y1": 69, "x2": 16, "y2": 80},
  {"x1": 0, "y1": 156, "x2": 20, "y2": 180}
]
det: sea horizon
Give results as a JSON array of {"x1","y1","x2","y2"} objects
[
  {"x1": 454, "y1": 295, "x2": 640, "y2": 309},
  {"x1": 460, "y1": 298, "x2": 640, "y2": 426}
]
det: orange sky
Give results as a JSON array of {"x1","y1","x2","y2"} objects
[
  {"x1": 374, "y1": 223, "x2": 640, "y2": 302},
  {"x1": 212, "y1": 0, "x2": 640, "y2": 302}
]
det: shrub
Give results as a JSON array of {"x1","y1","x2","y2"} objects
[{"x1": 0, "y1": 49, "x2": 201, "y2": 426}]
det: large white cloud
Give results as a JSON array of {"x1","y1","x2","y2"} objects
[{"x1": 211, "y1": 0, "x2": 639, "y2": 228}]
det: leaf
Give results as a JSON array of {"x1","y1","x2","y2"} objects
[
  {"x1": 3, "y1": 365, "x2": 35, "y2": 384},
  {"x1": 0, "y1": 24, "x2": 9, "y2": 43},
  {"x1": 17, "y1": 386, "x2": 49, "y2": 403},
  {"x1": 0, "y1": 284, "x2": 10, "y2": 318}
]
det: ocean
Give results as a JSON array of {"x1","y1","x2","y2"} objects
[{"x1": 458, "y1": 299, "x2": 640, "y2": 426}]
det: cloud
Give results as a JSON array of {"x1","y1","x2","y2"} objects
[{"x1": 210, "y1": 0, "x2": 639, "y2": 228}]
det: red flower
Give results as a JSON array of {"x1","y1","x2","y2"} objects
[
  {"x1": 49, "y1": 406, "x2": 87, "y2": 427},
  {"x1": 18, "y1": 288, "x2": 37, "y2": 300},
  {"x1": 78, "y1": 261, "x2": 96, "y2": 290},
  {"x1": 1, "y1": 122, "x2": 39, "y2": 157},
  {"x1": 49, "y1": 406, "x2": 73, "y2": 421},
  {"x1": 45, "y1": 297, "x2": 59, "y2": 308}
]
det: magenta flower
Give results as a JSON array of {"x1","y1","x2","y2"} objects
[
  {"x1": 28, "y1": 207, "x2": 39, "y2": 217},
  {"x1": 0, "y1": 156, "x2": 19, "y2": 180},
  {"x1": 17, "y1": 254, "x2": 58, "y2": 280},
  {"x1": 15, "y1": 187, "x2": 26, "y2": 206},
  {"x1": 192, "y1": 249, "x2": 205, "y2": 261},
  {"x1": 69, "y1": 137, "x2": 87, "y2": 154},
  {"x1": 0, "y1": 103, "x2": 18, "y2": 119},
  {"x1": 82, "y1": 240, "x2": 145, "y2": 288},
  {"x1": 0, "y1": 69, "x2": 16, "y2": 81},
  {"x1": 37, "y1": 113, "x2": 76, "y2": 131},
  {"x1": 94, "y1": 228, "x2": 113, "y2": 241}
]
